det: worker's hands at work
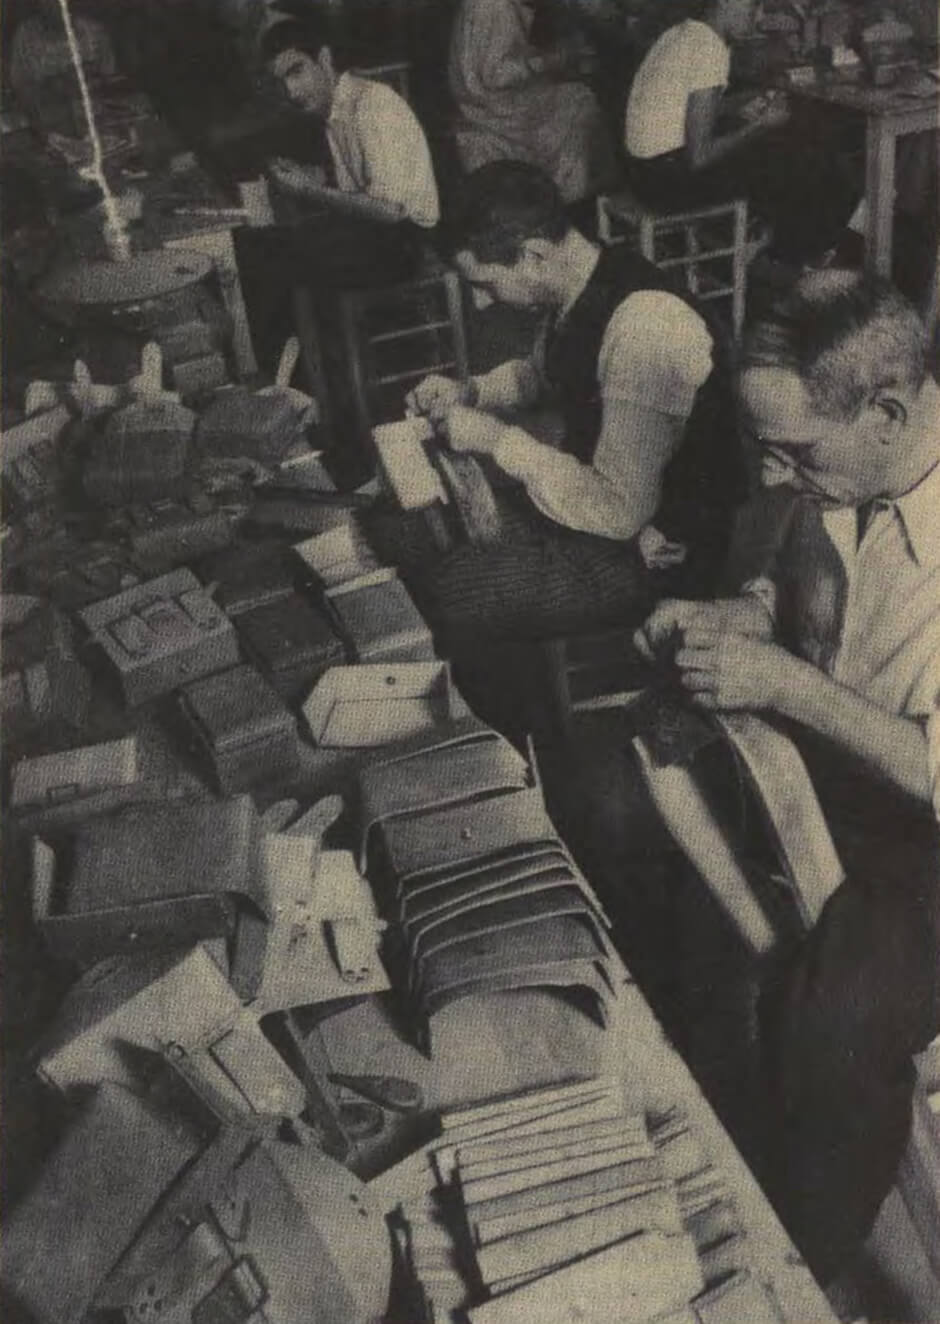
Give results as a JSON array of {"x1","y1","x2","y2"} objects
[
  {"x1": 268, "y1": 157, "x2": 329, "y2": 195},
  {"x1": 405, "y1": 374, "x2": 476, "y2": 423},
  {"x1": 635, "y1": 598, "x2": 769, "y2": 661}
]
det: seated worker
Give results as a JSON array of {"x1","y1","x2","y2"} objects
[
  {"x1": 624, "y1": 0, "x2": 860, "y2": 266},
  {"x1": 373, "y1": 161, "x2": 745, "y2": 659},
  {"x1": 234, "y1": 16, "x2": 440, "y2": 390},
  {"x1": 261, "y1": 17, "x2": 439, "y2": 231},
  {"x1": 448, "y1": 0, "x2": 617, "y2": 205},
  {"x1": 576, "y1": 272, "x2": 939, "y2": 1281}
]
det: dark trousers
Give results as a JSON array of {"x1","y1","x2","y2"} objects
[
  {"x1": 537, "y1": 711, "x2": 940, "y2": 1283},
  {"x1": 759, "y1": 735, "x2": 940, "y2": 1281},
  {"x1": 629, "y1": 126, "x2": 860, "y2": 264},
  {"x1": 234, "y1": 214, "x2": 426, "y2": 381}
]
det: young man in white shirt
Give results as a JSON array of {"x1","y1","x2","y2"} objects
[
  {"x1": 262, "y1": 19, "x2": 439, "y2": 229},
  {"x1": 624, "y1": 0, "x2": 859, "y2": 264}
]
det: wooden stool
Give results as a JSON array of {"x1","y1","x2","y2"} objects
[
  {"x1": 339, "y1": 268, "x2": 469, "y2": 448},
  {"x1": 597, "y1": 188, "x2": 748, "y2": 341}
]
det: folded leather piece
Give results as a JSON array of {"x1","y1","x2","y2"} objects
[
  {"x1": 178, "y1": 664, "x2": 300, "y2": 794},
  {"x1": 197, "y1": 386, "x2": 313, "y2": 466},
  {"x1": 32, "y1": 795, "x2": 266, "y2": 967},
  {"x1": 359, "y1": 734, "x2": 531, "y2": 868},
  {"x1": 235, "y1": 592, "x2": 346, "y2": 704},
  {"x1": 197, "y1": 541, "x2": 300, "y2": 616},
  {"x1": 422, "y1": 958, "x2": 613, "y2": 1035},
  {"x1": 98, "y1": 1126, "x2": 392, "y2": 1324},
  {"x1": 399, "y1": 844, "x2": 571, "y2": 908},
  {"x1": 691, "y1": 1270, "x2": 785, "y2": 1324},
  {"x1": 0, "y1": 1083, "x2": 200, "y2": 1324},
  {"x1": 409, "y1": 888, "x2": 609, "y2": 977},
  {"x1": 402, "y1": 858, "x2": 578, "y2": 925},
  {"x1": 379, "y1": 786, "x2": 558, "y2": 884},
  {"x1": 402, "y1": 863, "x2": 603, "y2": 941},
  {"x1": 327, "y1": 571, "x2": 435, "y2": 663},
  {"x1": 303, "y1": 661, "x2": 470, "y2": 748},
  {"x1": 80, "y1": 568, "x2": 240, "y2": 707},
  {"x1": 35, "y1": 944, "x2": 305, "y2": 1119}
]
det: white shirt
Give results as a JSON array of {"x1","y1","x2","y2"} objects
[
  {"x1": 327, "y1": 73, "x2": 440, "y2": 228},
  {"x1": 625, "y1": 21, "x2": 730, "y2": 159},
  {"x1": 753, "y1": 465, "x2": 940, "y2": 722},
  {"x1": 496, "y1": 290, "x2": 714, "y2": 538}
]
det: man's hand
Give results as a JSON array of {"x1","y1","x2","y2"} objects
[
  {"x1": 268, "y1": 157, "x2": 328, "y2": 195},
  {"x1": 440, "y1": 404, "x2": 507, "y2": 456},
  {"x1": 674, "y1": 627, "x2": 803, "y2": 712},
  {"x1": 405, "y1": 374, "x2": 467, "y2": 422},
  {"x1": 634, "y1": 595, "x2": 775, "y2": 662}
]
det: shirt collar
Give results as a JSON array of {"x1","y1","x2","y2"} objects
[
  {"x1": 892, "y1": 455, "x2": 940, "y2": 566},
  {"x1": 821, "y1": 455, "x2": 940, "y2": 567},
  {"x1": 328, "y1": 71, "x2": 356, "y2": 126}
]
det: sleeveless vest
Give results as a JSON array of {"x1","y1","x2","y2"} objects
[{"x1": 542, "y1": 246, "x2": 745, "y2": 587}]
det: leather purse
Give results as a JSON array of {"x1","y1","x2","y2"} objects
[
  {"x1": 235, "y1": 592, "x2": 346, "y2": 704},
  {"x1": 84, "y1": 398, "x2": 195, "y2": 505},
  {"x1": 31, "y1": 795, "x2": 266, "y2": 968},
  {"x1": 35, "y1": 944, "x2": 305, "y2": 1119},
  {"x1": 0, "y1": 1082, "x2": 202, "y2": 1324},
  {"x1": 115, "y1": 489, "x2": 234, "y2": 575},
  {"x1": 96, "y1": 1123, "x2": 393, "y2": 1324},
  {"x1": 327, "y1": 569, "x2": 434, "y2": 663},
  {"x1": 197, "y1": 542, "x2": 300, "y2": 616},
  {"x1": 197, "y1": 386, "x2": 312, "y2": 466},
  {"x1": 80, "y1": 568, "x2": 240, "y2": 707},
  {"x1": 178, "y1": 665, "x2": 300, "y2": 795}
]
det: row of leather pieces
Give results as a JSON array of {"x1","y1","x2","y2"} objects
[{"x1": 352, "y1": 720, "x2": 617, "y2": 1052}]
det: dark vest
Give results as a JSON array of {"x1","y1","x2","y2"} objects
[{"x1": 542, "y1": 246, "x2": 745, "y2": 589}]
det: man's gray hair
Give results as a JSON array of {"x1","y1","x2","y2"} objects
[{"x1": 741, "y1": 271, "x2": 928, "y2": 419}]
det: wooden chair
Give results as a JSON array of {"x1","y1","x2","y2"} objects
[
  {"x1": 597, "y1": 188, "x2": 748, "y2": 341},
  {"x1": 338, "y1": 268, "x2": 469, "y2": 452}
]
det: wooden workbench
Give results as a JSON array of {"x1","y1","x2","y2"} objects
[
  {"x1": 788, "y1": 70, "x2": 938, "y2": 278},
  {"x1": 318, "y1": 968, "x2": 838, "y2": 1322}
]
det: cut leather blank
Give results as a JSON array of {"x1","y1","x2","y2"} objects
[
  {"x1": 466, "y1": 1229, "x2": 704, "y2": 1324},
  {"x1": 328, "y1": 570, "x2": 435, "y2": 663},
  {"x1": 303, "y1": 661, "x2": 469, "y2": 747}
]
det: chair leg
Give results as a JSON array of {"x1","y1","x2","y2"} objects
[
  {"x1": 731, "y1": 200, "x2": 748, "y2": 344},
  {"x1": 291, "y1": 287, "x2": 335, "y2": 447}
]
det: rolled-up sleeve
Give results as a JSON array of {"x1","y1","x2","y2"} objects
[
  {"x1": 597, "y1": 291, "x2": 713, "y2": 416},
  {"x1": 355, "y1": 82, "x2": 440, "y2": 228}
]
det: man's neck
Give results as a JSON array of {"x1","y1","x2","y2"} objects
[
  {"x1": 552, "y1": 230, "x2": 602, "y2": 316},
  {"x1": 884, "y1": 378, "x2": 940, "y2": 500}
]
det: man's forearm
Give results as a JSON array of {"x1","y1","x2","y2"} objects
[
  {"x1": 473, "y1": 359, "x2": 542, "y2": 412},
  {"x1": 777, "y1": 659, "x2": 930, "y2": 801}
]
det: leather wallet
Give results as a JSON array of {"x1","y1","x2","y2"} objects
[
  {"x1": 235, "y1": 592, "x2": 346, "y2": 704},
  {"x1": 79, "y1": 568, "x2": 240, "y2": 707},
  {"x1": 178, "y1": 664, "x2": 300, "y2": 794}
]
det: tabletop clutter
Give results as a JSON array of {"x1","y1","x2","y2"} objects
[{"x1": 4, "y1": 351, "x2": 802, "y2": 1323}]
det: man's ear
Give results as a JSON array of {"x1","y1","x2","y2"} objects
[{"x1": 870, "y1": 389, "x2": 909, "y2": 442}]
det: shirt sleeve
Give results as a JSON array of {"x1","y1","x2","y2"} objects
[
  {"x1": 597, "y1": 291, "x2": 714, "y2": 417},
  {"x1": 355, "y1": 83, "x2": 440, "y2": 228},
  {"x1": 688, "y1": 23, "x2": 731, "y2": 91}
]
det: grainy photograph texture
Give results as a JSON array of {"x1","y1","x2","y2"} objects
[{"x1": 1, "y1": 1, "x2": 938, "y2": 1322}]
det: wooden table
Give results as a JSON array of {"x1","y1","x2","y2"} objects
[
  {"x1": 788, "y1": 72, "x2": 938, "y2": 277},
  {"x1": 317, "y1": 971, "x2": 838, "y2": 1322}
]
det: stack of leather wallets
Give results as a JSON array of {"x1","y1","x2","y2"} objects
[
  {"x1": 391, "y1": 1079, "x2": 785, "y2": 1324},
  {"x1": 358, "y1": 723, "x2": 615, "y2": 1053}
]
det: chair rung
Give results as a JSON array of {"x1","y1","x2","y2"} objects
[
  {"x1": 698, "y1": 288, "x2": 735, "y2": 300},
  {"x1": 373, "y1": 362, "x2": 457, "y2": 388},
  {"x1": 654, "y1": 247, "x2": 738, "y2": 268},
  {"x1": 369, "y1": 319, "x2": 454, "y2": 345}
]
